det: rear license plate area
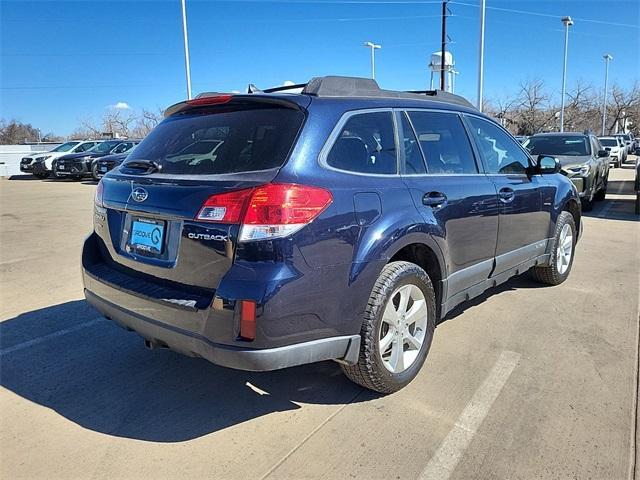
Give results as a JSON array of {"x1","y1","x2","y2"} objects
[{"x1": 128, "y1": 217, "x2": 166, "y2": 256}]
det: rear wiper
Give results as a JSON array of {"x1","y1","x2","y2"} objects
[{"x1": 122, "y1": 159, "x2": 162, "y2": 174}]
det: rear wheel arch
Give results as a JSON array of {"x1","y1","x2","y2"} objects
[{"x1": 388, "y1": 242, "x2": 444, "y2": 319}]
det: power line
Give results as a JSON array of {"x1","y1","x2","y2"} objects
[{"x1": 452, "y1": 1, "x2": 640, "y2": 29}]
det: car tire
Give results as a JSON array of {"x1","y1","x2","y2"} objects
[
  {"x1": 341, "y1": 261, "x2": 436, "y2": 394},
  {"x1": 530, "y1": 211, "x2": 576, "y2": 286},
  {"x1": 581, "y1": 196, "x2": 593, "y2": 211},
  {"x1": 594, "y1": 178, "x2": 607, "y2": 201},
  {"x1": 91, "y1": 163, "x2": 100, "y2": 181}
]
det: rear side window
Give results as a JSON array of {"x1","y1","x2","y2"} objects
[
  {"x1": 125, "y1": 106, "x2": 305, "y2": 175},
  {"x1": 326, "y1": 111, "x2": 397, "y2": 174},
  {"x1": 401, "y1": 113, "x2": 427, "y2": 174},
  {"x1": 407, "y1": 111, "x2": 477, "y2": 174}
]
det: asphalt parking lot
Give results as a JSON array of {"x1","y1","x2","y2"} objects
[{"x1": 1, "y1": 164, "x2": 638, "y2": 480}]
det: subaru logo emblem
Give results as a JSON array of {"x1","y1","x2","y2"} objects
[{"x1": 131, "y1": 187, "x2": 148, "y2": 203}]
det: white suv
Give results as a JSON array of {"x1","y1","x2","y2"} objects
[
  {"x1": 598, "y1": 136, "x2": 624, "y2": 168},
  {"x1": 21, "y1": 140, "x2": 101, "y2": 178}
]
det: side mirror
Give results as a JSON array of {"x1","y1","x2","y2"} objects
[
  {"x1": 538, "y1": 155, "x2": 561, "y2": 174},
  {"x1": 598, "y1": 149, "x2": 610, "y2": 158}
]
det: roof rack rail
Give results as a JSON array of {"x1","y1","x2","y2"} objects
[{"x1": 246, "y1": 76, "x2": 475, "y2": 109}]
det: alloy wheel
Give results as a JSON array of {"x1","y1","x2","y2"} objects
[
  {"x1": 556, "y1": 223, "x2": 573, "y2": 275},
  {"x1": 378, "y1": 284, "x2": 429, "y2": 373}
]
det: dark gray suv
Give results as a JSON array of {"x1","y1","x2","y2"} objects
[{"x1": 523, "y1": 133, "x2": 609, "y2": 210}]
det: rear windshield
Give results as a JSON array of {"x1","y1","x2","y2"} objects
[
  {"x1": 125, "y1": 106, "x2": 305, "y2": 175},
  {"x1": 523, "y1": 136, "x2": 590, "y2": 156},
  {"x1": 599, "y1": 138, "x2": 617, "y2": 147}
]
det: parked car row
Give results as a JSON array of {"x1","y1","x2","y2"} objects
[{"x1": 20, "y1": 139, "x2": 139, "y2": 180}]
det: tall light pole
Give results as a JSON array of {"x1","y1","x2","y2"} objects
[
  {"x1": 181, "y1": 0, "x2": 192, "y2": 99},
  {"x1": 364, "y1": 41, "x2": 381, "y2": 80},
  {"x1": 477, "y1": 0, "x2": 486, "y2": 111},
  {"x1": 559, "y1": 16, "x2": 573, "y2": 132},
  {"x1": 601, "y1": 54, "x2": 613, "y2": 135}
]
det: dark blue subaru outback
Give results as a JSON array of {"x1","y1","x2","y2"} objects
[{"x1": 82, "y1": 76, "x2": 581, "y2": 393}]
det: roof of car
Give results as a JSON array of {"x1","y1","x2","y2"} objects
[
  {"x1": 532, "y1": 132, "x2": 589, "y2": 137},
  {"x1": 165, "y1": 75, "x2": 481, "y2": 118}
]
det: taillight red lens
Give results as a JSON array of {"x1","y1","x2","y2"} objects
[
  {"x1": 196, "y1": 188, "x2": 253, "y2": 223},
  {"x1": 195, "y1": 183, "x2": 333, "y2": 241},
  {"x1": 243, "y1": 184, "x2": 333, "y2": 225}
]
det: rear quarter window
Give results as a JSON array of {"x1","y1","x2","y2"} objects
[
  {"x1": 325, "y1": 111, "x2": 398, "y2": 175},
  {"x1": 125, "y1": 106, "x2": 305, "y2": 175}
]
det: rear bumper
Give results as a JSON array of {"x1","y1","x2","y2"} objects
[{"x1": 84, "y1": 288, "x2": 360, "y2": 371}]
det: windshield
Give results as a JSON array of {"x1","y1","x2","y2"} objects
[
  {"x1": 599, "y1": 138, "x2": 617, "y2": 147},
  {"x1": 51, "y1": 141, "x2": 80, "y2": 152},
  {"x1": 125, "y1": 106, "x2": 305, "y2": 175},
  {"x1": 523, "y1": 136, "x2": 590, "y2": 156},
  {"x1": 89, "y1": 141, "x2": 121, "y2": 154}
]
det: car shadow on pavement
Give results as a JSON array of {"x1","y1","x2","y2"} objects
[
  {"x1": 582, "y1": 179, "x2": 639, "y2": 221},
  {"x1": 6, "y1": 174, "x2": 40, "y2": 180},
  {"x1": 0, "y1": 300, "x2": 374, "y2": 443}
]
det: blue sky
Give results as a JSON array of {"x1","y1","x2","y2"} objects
[{"x1": 1, "y1": 0, "x2": 638, "y2": 136}]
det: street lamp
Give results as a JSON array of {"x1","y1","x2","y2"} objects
[
  {"x1": 559, "y1": 16, "x2": 573, "y2": 132},
  {"x1": 477, "y1": 0, "x2": 486, "y2": 111},
  {"x1": 181, "y1": 0, "x2": 192, "y2": 99},
  {"x1": 364, "y1": 41, "x2": 382, "y2": 80},
  {"x1": 601, "y1": 54, "x2": 613, "y2": 135}
]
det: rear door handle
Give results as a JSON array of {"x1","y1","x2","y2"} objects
[
  {"x1": 498, "y1": 187, "x2": 515, "y2": 203},
  {"x1": 423, "y1": 191, "x2": 447, "y2": 207}
]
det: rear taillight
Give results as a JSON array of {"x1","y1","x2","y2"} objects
[
  {"x1": 196, "y1": 183, "x2": 333, "y2": 242},
  {"x1": 196, "y1": 188, "x2": 253, "y2": 223},
  {"x1": 95, "y1": 179, "x2": 104, "y2": 207}
]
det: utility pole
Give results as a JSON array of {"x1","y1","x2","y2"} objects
[
  {"x1": 601, "y1": 54, "x2": 613, "y2": 135},
  {"x1": 181, "y1": 0, "x2": 192, "y2": 99},
  {"x1": 440, "y1": 1, "x2": 449, "y2": 90},
  {"x1": 559, "y1": 16, "x2": 573, "y2": 132},
  {"x1": 477, "y1": 0, "x2": 486, "y2": 111}
]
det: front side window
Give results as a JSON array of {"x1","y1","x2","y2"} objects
[
  {"x1": 326, "y1": 111, "x2": 397, "y2": 174},
  {"x1": 467, "y1": 116, "x2": 530, "y2": 174},
  {"x1": 407, "y1": 111, "x2": 477, "y2": 174},
  {"x1": 112, "y1": 142, "x2": 134, "y2": 154},
  {"x1": 74, "y1": 142, "x2": 95, "y2": 152},
  {"x1": 90, "y1": 141, "x2": 121, "y2": 154}
]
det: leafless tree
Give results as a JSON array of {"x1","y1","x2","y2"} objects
[
  {"x1": 102, "y1": 109, "x2": 137, "y2": 137},
  {"x1": 131, "y1": 108, "x2": 164, "y2": 138},
  {"x1": 606, "y1": 82, "x2": 640, "y2": 135},
  {"x1": 514, "y1": 78, "x2": 557, "y2": 135}
]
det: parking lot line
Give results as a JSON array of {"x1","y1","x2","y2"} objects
[
  {"x1": 418, "y1": 351, "x2": 521, "y2": 480},
  {"x1": 260, "y1": 389, "x2": 363, "y2": 480},
  {"x1": 0, "y1": 318, "x2": 102, "y2": 356}
]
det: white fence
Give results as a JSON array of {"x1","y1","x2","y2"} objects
[{"x1": 0, "y1": 144, "x2": 62, "y2": 177}]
